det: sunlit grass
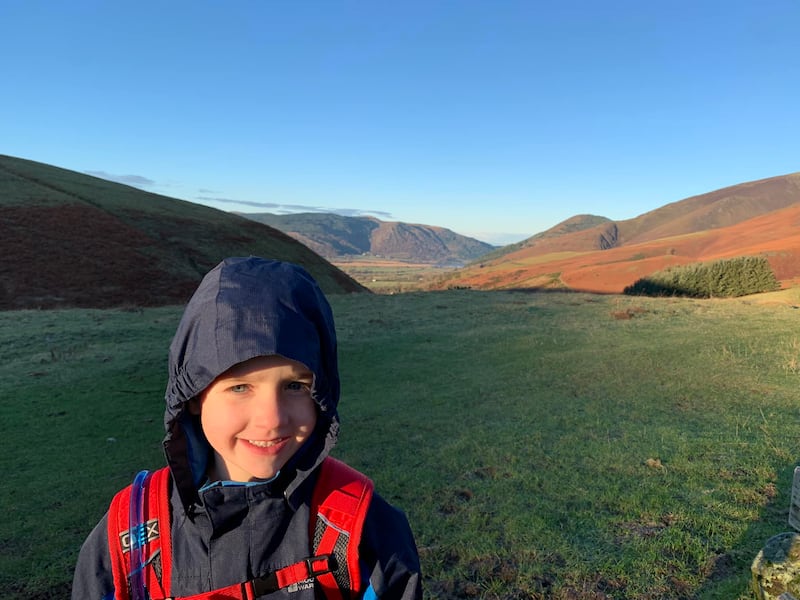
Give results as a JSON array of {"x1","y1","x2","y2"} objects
[{"x1": 2, "y1": 292, "x2": 798, "y2": 599}]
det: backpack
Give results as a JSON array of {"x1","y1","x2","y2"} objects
[{"x1": 107, "y1": 457, "x2": 374, "y2": 600}]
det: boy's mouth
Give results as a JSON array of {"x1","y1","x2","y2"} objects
[{"x1": 247, "y1": 438, "x2": 286, "y2": 448}]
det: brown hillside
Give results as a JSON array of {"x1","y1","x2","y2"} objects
[
  {"x1": 438, "y1": 173, "x2": 800, "y2": 293},
  {"x1": 621, "y1": 172, "x2": 800, "y2": 244},
  {"x1": 240, "y1": 212, "x2": 494, "y2": 265},
  {"x1": 0, "y1": 155, "x2": 368, "y2": 309},
  {"x1": 369, "y1": 221, "x2": 449, "y2": 260},
  {"x1": 560, "y1": 205, "x2": 800, "y2": 293},
  {"x1": 497, "y1": 173, "x2": 800, "y2": 260}
]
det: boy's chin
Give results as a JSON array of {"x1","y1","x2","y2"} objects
[
  {"x1": 247, "y1": 464, "x2": 284, "y2": 481},
  {"x1": 209, "y1": 456, "x2": 285, "y2": 483}
]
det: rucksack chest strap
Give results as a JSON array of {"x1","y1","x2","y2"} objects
[
  {"x1": 249, "y1": 554, "x2": 337, "y2": 597},
  {"x1": 164, "y1": 555, "x2": 336, "y2": 600}
]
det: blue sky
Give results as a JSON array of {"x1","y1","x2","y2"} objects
[{"x1": 2, "y1": 1, "x2": 798, "y2": 245}]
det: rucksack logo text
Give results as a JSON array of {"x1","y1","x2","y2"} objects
[{"x1": 120, "y1": 518, "x2": 160, "y2": 553}]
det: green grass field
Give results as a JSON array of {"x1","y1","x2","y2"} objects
[{"x1": 3, "y1": 290, "x2": 800, "y2": 599}]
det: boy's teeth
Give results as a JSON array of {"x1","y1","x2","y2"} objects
[{"x1": 249, "y1": 440, "x2": 275, "y2": 447}]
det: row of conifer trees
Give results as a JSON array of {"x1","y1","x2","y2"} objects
[{"x1": 624, "y1": 256, "x2": 780, "y2": 298}]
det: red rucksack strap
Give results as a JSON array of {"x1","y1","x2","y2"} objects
[
  {"x1": 107, "y1": 458, "x2": 373, "y2": 600},
  {"x1": 311, "y1": 457, "x2": 375, "y2": 600},
  {"x1": 107, "y1": 467, "x2": 172, "y2": 600}
]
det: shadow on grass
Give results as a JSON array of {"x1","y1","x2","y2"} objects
[{"x1": 694, "y1": 461, "x2": 797, "y2": 600}]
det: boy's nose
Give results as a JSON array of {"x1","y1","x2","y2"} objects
[{"x1": 251, "y1": 389, "x2": 286, "y2": 428}]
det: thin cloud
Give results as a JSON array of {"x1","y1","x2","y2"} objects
[
  {"x1": 85, "y1": 171, "x2": 156, "y2": 187},
  {"x1": 196, "y1": 196, "x2": 392, "y2": 219},
  {"x1": 333, "y1": 208, "x2": 393, "y2": 219},
  {"x1": 197, "y1": 197, "x2": 285, "y2": 210}
]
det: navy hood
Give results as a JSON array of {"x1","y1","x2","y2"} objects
[{"x1": 162, "y1": 257, "x2": 340, "y2": 508}]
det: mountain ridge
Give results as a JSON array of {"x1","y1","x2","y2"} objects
[
  {"x1": 4, "y1": 153, "x2": 800, "y2": 302},
  {"x1": 238, "y1": 212, "x2": 496, "y2": 266},
  {"x1": 438, "y1": 171, "x2": 800, "y2": 292}
]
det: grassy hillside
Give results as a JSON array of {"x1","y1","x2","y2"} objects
[
  {"x1": 4, "y1": 290, "x2": 800, "y2": 598},
  {"x1": 0, "y1": 155, "x2": 367, "y2": 309}
]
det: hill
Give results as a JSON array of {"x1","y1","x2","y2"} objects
[
  {"x1": 239, "y1": 212, "x2": 495, "y2": 266},
  {"x1": 477, "y1": 214, "x2": 612, "y2": 263},
  {"x1": 0, "y1": 155, "x2": 368, "y2": 309},
  {"x1": 437, "y1": 172, "x2": 800, "y2": 292}
]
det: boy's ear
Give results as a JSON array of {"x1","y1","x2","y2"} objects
[{"x1": 187, "y1": 397, "x2": 201, "y2": 415}]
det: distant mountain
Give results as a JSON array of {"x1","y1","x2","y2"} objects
[
  {"x1": 437, "y1": 172, "x2": 800, "y2": 293},
  {"x1": 0, "y1": 155, "x2": 368, "y2": 309},
  {"x1": 239, "y1": 212, "x2": 496, "y2": 266},
  {"x1": 477, "y1": 214, "x2": 612, "y2": 263}
]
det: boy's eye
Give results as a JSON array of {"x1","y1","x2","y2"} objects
[
  {"x1": 229, "y1": 384, "x2": 249, "y2": 393},
  {"x1": 286, "y1": 381, "x2": 311, "y2": 392}
]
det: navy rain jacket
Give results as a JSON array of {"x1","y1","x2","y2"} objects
[{"x1": 72, "y1": 257, "x2": 422, "y2": 600}]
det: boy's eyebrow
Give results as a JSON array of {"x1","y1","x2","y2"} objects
[{"x1": 293, "y1": 368, "x2": 314, "y2": 380}]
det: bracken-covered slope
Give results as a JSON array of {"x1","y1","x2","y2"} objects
[
  {"x1": 476, "y1": 214, "x2": 613, "y2": 263},
  {"x1": 0, "y1": 155, "x2": 368, "y2": 309},
  {"x1": 241, "y1": 212, "x2": 496, "y2": 266},
  {"x1": 436, "y1": 172, "x2": 800, "y2": 293}
]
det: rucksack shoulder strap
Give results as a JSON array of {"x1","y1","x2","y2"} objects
[
  {"x1": 310, "y1": 457, "x2": 375, "y2": 600},
  {"x1": 106, "y1": 459, "x2": 373, "y2": 600},
  {"x1": 107, "y1": 467, "x2": 172, "y2": 600}
]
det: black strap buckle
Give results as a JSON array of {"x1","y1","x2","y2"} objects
[
  {"x1": 248, "y1": 572, "x2": 280, "y2": 598},
  {"x1": 306, "y1": 553, "x2": 337, "y2": 577},
  {"x1": 248, "y1": 554, "x2": 339, "y2": 598}
]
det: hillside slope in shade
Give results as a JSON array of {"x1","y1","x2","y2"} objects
[{"x1": 0, "y1": 155, "x2": 368, "y2": 309}]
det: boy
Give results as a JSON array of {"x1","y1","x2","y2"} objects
[{"x1": 72, "y1": 257, "x2": 422, "y2": 600}]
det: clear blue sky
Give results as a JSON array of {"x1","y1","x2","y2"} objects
[{"x1": 2, "y1": 1, "x2": 798, "y2": 245}]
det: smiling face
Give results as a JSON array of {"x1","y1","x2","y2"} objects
[{"x1": 194, "y1": 354, "x2": 318, "y2": 483}]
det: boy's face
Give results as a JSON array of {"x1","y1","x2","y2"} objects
[{"x1": 194, "y1": 354, "x2": 318, "y2": 482}]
